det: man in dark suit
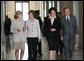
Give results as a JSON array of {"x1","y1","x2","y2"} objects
[
  {"x1": 35, "y1": 10, "x2": 43, "y2": 56},
  {"x1": 4, "y1": 15, "x2": 11, "y2": 37},
  {"x1": 61, "y1": 7, "x2": 79, "y2": 60},
  {"x1": 56, "y1": 12, "x2": 64, "y2": 55}
]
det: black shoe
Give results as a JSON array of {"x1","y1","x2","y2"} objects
[
  {"x1": 60, "y1": 51, "x2": 63, "y2": 54},
  {"x1": 56, "y1": 51, "x2": 58, "y2": 53},
  {"x1": 28, "y1": 58, "x2": 33, "y2": 60},
  {"x1": 39, "y1": 53, "x2": 43, "y2": 56}
]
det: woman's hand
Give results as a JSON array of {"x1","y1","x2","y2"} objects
[
  {"x1": 44, "y1": 36, "x2": 46, "y2": 40},
  {"x1": 38, "y1": 38, "x2": 41, "y2": 43},
  {"x1": 17, "y1": 29, "x2": 21, "y2": 32},
  {"x1": 50, "y1": 28, "x2": 56, "y2": 32},
  {"x1": 25, "y1": 40, "x2": 28, "y2": 43},
  {"x1": 60, "y1": 36, "x2": 64, "y2": 41}
]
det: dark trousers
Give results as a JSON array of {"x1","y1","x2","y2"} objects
[
  {"x1": 63, "y1": 37, "x2": 74, "y2": 60},
  {"x1": 60, "y1": 41, "x2": 63, "y2": 53},
  {"x1": 37, "y1": 40, "x2": 42, "y2": 54},
  {"x1": 57, "y1": 40, "x2": 63, "y2": 53},
  {"x1": 27, "y1": 37, "x2": 38, "y2": 60}
]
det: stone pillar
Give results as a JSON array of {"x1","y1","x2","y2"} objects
[
  {"x1": 1, "y1": 1, "x2": 6, "y2": 37},
  {"x1": 39, "y1": 1, "x2": 44, "y2": 22},
  {"x1": 46, "y1": 1, "x2": 49, "y2": 16},
  {"x1": 54, "y1": 1, "x2": 57, "y2": 10},
  {"x1": 79, "y1": 1, "x2": 83, "y2": 46},
  {"x1": 6, "y1": 1, "x2": 8, "y2": 15},
  {"x1": 29, "y1": 1, "x2": 37, "y2": 10},
  {"x1": 73, "y1": 1, "x2": 79, "y2": 47},
  {"x1": 7, "y1": 1, "x2": 15, "y2": 20},
  {"x1": 57, "y1": 1, "x2": 61, "y2": 12},
  {"x1": 1, "y1": 1, "x2": 6, "y2": 60}
]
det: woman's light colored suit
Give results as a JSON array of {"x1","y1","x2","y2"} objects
[{"x1": 11, "y1": 19, "x2": 25, "y2": 43}]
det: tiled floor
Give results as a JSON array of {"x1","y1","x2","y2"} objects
[{"x1": 2, "y1": 35, "x2": 83, "y2": 60}]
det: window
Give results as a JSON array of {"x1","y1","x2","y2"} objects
[
  {"x1": 44, "y1": 1, "x2": 47, "y2": 17},
  {"x1": 57, "y1": 1, "x2": 60, "y2": 12},
  {"x1": 23, "y1": 3, "x2": 29, "y2": 21},
  {"x1": 52, "y1": 1, "x2": 54, "y2": 7},
  {"x1": 16, "y1": 2, "x2": 22, "y2": 11},
  {"x1": 49, "y1": 1, "x2": 52, "y2": 9},
  {"x1": 48, "y1": 1, "x2": 54, "y2": 9},
  {"x1": 15, "y1": 1, "x2": 29, "y2": 21}
]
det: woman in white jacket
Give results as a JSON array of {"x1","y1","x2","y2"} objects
[
  {"x1": 11, "y1": 11, "x2": 25, "y2": 60},
  {"x1": 26, "y1": 10, "x2": 41, "y2": 60}
]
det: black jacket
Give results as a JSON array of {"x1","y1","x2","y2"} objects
[{"x1": 43, "y1": 16, "x2": 61, "y2": 40}]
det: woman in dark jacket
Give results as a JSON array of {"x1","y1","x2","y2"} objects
[{"x1": 43, "y1": 7, "x2": 61, "y2": 60}]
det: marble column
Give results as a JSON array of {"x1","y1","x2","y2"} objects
[
  {"x1": 73, "y1": 1, "x2": 79, "y2": 47},
  {"x1": 78, "y1": 1, "x2": 83, "y2": 46},
  {"x1": 1, "y1": 1, "x2": 6, "y2": 60}
]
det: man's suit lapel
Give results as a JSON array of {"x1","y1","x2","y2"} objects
[
  {"x1": 64, "y1": 15, "x2": 67, "y2": 25},
  {"x1": 70, "y1": 15, "x2": 72, "y2": 26}
]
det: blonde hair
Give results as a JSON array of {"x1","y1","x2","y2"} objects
[{"x1": 14, "y1": 11, "x2": 22, "y2": 19}]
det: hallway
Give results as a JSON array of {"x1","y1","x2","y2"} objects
[
  {"x1": 1, "y1": 1, "x2": 83, "y2": 60},
  {"x1": 4, "y1": 34, "x2": 83, "y2": 60}
]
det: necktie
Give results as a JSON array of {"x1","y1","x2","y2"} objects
[{"x1": 66, "y1": 16, "x2": 70, "y2": 27}]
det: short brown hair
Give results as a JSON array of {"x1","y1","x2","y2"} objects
[
  {"x1": 63, "y1": 7, "x2": 70, "y2": 11},
  {"x1": 28, "y1": 10, "x2": 35, "y2": 16},
  {"x1": 14, "y1": 11, "x2": 22, "y2": 19}
]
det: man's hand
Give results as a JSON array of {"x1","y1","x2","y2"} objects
[
  {"x1": 75, "y1": 35, "x2": 79, "y2": 39},
  {"x1": 60, "y1": 36, "x2": 64, "y2": 41},
  {"x1": 44, "y1": 36, "x2": 46, "y2": 40},
  {"x1": 23, "y1": 27, "x2": 26, "y2": 31}
]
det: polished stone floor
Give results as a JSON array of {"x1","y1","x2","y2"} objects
[{"x1": 1, "y1": 34, "x2": 83, "y2": 60}]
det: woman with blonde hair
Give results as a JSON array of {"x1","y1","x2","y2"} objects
[{"x1": 11, "y1": 11, "x2": 26, "y2": 60}]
